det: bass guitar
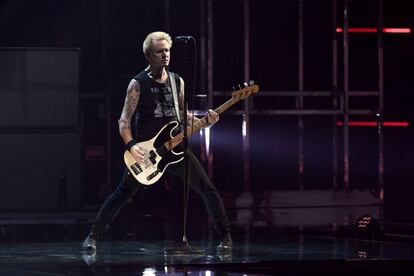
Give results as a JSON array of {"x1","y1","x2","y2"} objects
[{"x1": 124, "y1": 84, "x2": 260, "y2": 185}]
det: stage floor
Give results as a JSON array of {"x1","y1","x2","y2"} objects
[
  {"x1": 1, "y1": 189, "x2": 414, "y2": 275},
  {"x1": 1, "y1": 226, "x2": 414, "y2": 275}
]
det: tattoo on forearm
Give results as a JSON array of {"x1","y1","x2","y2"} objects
[
  {"x1": 118, "y1": 118, "x2": 131, "y2": 130},
  {"x1": 126, "y1": 94, "x2": 138, "y2": 117}
]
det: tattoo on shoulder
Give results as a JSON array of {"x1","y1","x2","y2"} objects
[
  {"x1": 127, "y1": 80, "x2": 140, "y2": 95},
  {"x1": 133, "y1": 81, "x2": 140, "y2": 93}
]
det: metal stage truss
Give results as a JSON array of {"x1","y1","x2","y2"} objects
[{"x1": 197, "y1": 0, "x2": 385, "y2": 195}]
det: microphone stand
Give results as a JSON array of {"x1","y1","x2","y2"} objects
[{"x1": 165, "y1": 36, "x2": 205, "y2": 255}]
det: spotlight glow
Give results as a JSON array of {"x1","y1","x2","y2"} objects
[
  {"x1": 205, "y1": 127, "x2": 210, "y2": 155},
  {"x1": 143, "y1": 267, "x2": 156, "y2": 276},
  {"x1": 242, "y1": 117, "x2": 247, "y2": 137}
]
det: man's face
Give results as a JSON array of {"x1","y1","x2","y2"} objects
[{"x1": 146, "y1": 39, "x2": 171, "y2": 69}]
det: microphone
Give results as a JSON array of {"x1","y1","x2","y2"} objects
[{"x1": 175, "y1": 36, "x2": 193, "y2": 42}]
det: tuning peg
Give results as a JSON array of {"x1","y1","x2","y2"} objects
[
  {"x1": 244, "y1": 82, "x2": 248, "y2": 87},
  {"x1": 249, "y1": 80, "x2": 255, "y2": 85},
  {"x1": 232, "y1": 86, "x2": 236, "y2": 91},
  {"x1": 238, "y1": 84, "x2": 242, "y2": 90}
]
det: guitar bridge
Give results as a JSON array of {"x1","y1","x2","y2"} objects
[{"x1": 130, "y1": 163, "x2": 143, "y2": 175}]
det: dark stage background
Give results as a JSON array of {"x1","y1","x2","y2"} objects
[{"x1": 1, "y1": 0, "x2": 414, "y2": 224}]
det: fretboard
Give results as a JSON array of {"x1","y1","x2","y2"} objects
[{"x1": 163, "y1": 97, "x2": 238, "y2": 151}]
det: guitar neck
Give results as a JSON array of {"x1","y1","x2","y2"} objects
[{"x1": 164, "y1": 97, "x2": 238, "y2": 151}]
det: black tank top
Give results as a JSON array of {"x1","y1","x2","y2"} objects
[{"x1": 133, "y1": 69, "x2": 181, "y2": 142}]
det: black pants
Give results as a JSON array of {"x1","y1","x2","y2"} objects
[{"x1": 90, "y1": 150, "x2": 231, "y2": 239}]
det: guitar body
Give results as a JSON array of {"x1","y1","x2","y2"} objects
[{"x1": 124, "y1": 121, "x2": 184, "y2": 185}]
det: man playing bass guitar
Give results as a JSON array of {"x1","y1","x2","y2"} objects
[{"x1": 82, "y1": 31, "x2": 232, "y2": 254}]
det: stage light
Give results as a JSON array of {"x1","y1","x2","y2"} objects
[
  {"x1": 242, "y1": 117, "x2": 247, "y2": 137},
  {"x1": 336, "y1": 121, "x2": 409, "y2": 127},
  {"x1": 336, "y1": 27, "x2": 411, "y2": 33},
  {"x1": 357, "y1": 214, "x2": 373, "y2": 229},
  {"x1": 204, "y1": 127, "x2": 211, "y2": 156},
  {"x1": 356, "y1": 214, "x2": 380, "y2": 240},
  {"x1": 143, "y1": 267, "x2": 156, "y2": 276}
]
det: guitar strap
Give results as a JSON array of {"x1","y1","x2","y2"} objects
[{"x1": 168, "y1": 72, "x2": 181, "y2": 122}]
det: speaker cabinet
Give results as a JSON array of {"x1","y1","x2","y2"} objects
[
  {"x1": 0, "y1": 132, "x2": 82, "y2": 210},
  {"x1": 0, "y1": 48, "x2": 82, "y2": 210},
  {"x1": 0, "y1": 48, "x2": 80, "y2": 128}
]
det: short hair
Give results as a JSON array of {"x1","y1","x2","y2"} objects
[{"x1": 143, "y1": 31, "x2": 173, "y2": 55}]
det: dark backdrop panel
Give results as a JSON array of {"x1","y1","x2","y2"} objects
[
  {"x1": 0, "y1": 132, "x2": 81, "y2": 210},
  {"x1": 0, "y1": 48, "x2": 80, "y2": 128},
  {"x1": 384, "y1": 127, "x2": 414, "y2": 220}
]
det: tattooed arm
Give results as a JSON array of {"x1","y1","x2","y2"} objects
[{"x1": 118, "y1": 79, "x2": 145, "y2": 163}]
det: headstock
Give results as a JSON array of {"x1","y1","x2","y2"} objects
[{"x1": 231, "y1": 82, "x2": 260, "y2": 101}]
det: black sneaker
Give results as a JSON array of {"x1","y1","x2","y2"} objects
[
  {"x1": 82, "y1": 233, "x2": 97, "y2": 251},
  {"x1": 216, "y1": 234, "x2": 233, "y2": 254}
]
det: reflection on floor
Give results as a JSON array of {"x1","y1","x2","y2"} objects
[
  {"x1": 1, "y1": 188, "x2": 414, "y2": 275},
  {"x1": 1, "y1": 219, "x2": 414, "y2": 275}
]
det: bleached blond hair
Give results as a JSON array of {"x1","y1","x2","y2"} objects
[{"x1": 143, "y1": 31, "x2": 173, "y2": 55}]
